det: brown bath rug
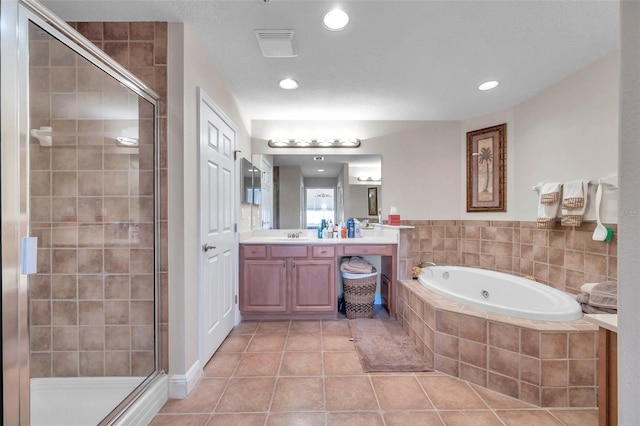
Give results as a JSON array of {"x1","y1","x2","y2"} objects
[{"x1": 348, "y1": 318, "x2": 432, "y2": 373}]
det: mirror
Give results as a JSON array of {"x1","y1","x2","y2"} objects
[
  {"x1": 252, "y1": 154, "x2": 381, "y2": 229},
  {"x1": 242, "y1": 157, "x2": 261, "y2": 205}
]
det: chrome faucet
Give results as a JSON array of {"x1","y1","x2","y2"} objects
[
  {"x1": 420, "y1": 261, "x2": 437, "y2": 267},
  {"x1": 285, "y1": 232, "x2": 301, "y2": 239}
]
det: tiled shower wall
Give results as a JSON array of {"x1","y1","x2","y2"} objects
[
  {"x1": 28, "y1": 22, "x2": 168, "y2": 377},
  {"x1": 405, "y1": 220, "x2": 617, "y2": 294}
]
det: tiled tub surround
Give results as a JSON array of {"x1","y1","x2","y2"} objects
[
  {"x1": 28, "y1": 22, "x2": 168, "y2": 378},
  {"x1": 406, "y1": 220, "x2": 617, "y2": 295},
  {"x1": 397, "y1": 279, "x2": 598, "y2": 408}
]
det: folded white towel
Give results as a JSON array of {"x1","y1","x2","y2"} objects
[
  {"x1": 580, "y1": 282, "x2": 598, "y2": 294},
  {"x1": 539, "y1": 182, "x2": 562, "y2": 204},
  {"x1": 534, "y1": 182, "x2": 562, "y2": 228},
  {"x1": 561, "y1": 179, "x2": 589, "y2": 227}
]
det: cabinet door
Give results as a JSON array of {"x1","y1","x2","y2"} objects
[
  {"x1": 290, "y1": 260, "x2": 336, "y2": 313},
  {"x1": 241, "y1": 260, "x2": 287, "y2": 313}
]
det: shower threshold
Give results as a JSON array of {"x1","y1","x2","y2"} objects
[{"x1": 31, "y1": 376, "x2": 145, "y2": 426}]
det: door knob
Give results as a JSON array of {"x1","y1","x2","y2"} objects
[{"x1": 202, "y1": 244, "x2": 216, "y2": 252}]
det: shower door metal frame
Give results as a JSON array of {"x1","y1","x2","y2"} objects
[{"x1": 1, "y1": 0, "x2": 163, "y2": 424}]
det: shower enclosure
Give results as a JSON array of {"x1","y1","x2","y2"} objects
[{"x1": 2, "y1": 1, "x2": 163, "y2": 424}]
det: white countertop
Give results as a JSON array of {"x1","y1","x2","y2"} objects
[
  {"x1": 584, "y1": 314, "x2": 618, "y2": 333},
  {"x1": 240, "y1": 236, "x2": 397, "y2": 245},
  {"x1": 239, "y1": 227, "x2": 399, "y2": 245}
]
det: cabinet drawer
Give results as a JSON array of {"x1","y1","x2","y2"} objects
[
  {"x1": 270, "y1": 245, "x2": 308, "y2": 258},
  {"x1": 343, "y1": 245, "x2": 393, "y2": 256},
  {"x1": 312, "y1": 246, "x2": 335, "y2": 258},
  {"x1": 242, "y1": 245, "x2": 267, "y2": 258}
]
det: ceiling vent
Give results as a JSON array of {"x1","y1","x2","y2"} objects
[{"x1": 255, "y1": 30, "x2": 297, "y2": 57}]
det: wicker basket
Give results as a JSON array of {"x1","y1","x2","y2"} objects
[{"x1": 342, "y1": 270, "x2": 377, "y2": 319}]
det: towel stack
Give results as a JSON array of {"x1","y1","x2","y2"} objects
[
  {"x1": 340, "y1": 256, "x2": 375, "y2": 274},
  {"x1": 575, "y1": 281, "x2": 617, "y2": 314},
  {"x1": 561, "y1": 179, "x2": 589, "y2": 227},
  {"x1": 534, "y1": 182, "x2": 562, "y2": 229}
]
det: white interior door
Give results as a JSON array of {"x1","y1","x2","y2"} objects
[{"x1": 198, "y1": 89, "x2": 236, "y2": 363}]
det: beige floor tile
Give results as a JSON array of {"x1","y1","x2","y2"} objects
[
  {"x1": 206, "y1": 413, "x2": 266, "y2": 426},
  {"x1": 234, "y1": 352, "x2": 282, "y2": 377},
  {"x1": 548, "y1": 409, "x2": 599, "y2": 426},
  {"x1": 280, "y1": 351, "x2": 323, "y2": 376},
  {"x1": 270, "y1": 377, "x2": 324, "y2": 412},
  {"x1": 495, "y1": 409, "x2": 565, "y2": 425},
  {"x1": 256, "y1": 321, "x2": 290, "y2": 334},
  {"x1": 153, "y1": 319, "x2": 590, "y2": 426},
  {"x1": 217, "y1": 335, "x2": 251, "y2": 353},
  {"x1": 325, "y1": 376, "x2": 378, "y2": 411},
  {"x1": 439, "y1": 410, "x2": 504, "y2": 426},
  {"x1": 471, "y1": 383, "x2": 537, "y2": 409},
  {"x1": 150, "y1": 414, "x2": 210, "y2": 425},
  {"x1": 371, "y1": 376, "x2": 433, "y2": 410},
  {"x1": 327, "y1": 411, "x2": 384, "y2": 426},
  {"x1": 159, "y1": 378, "x2": 227, "y2": 413},
  {"x1": 383, "y1": 411, "x2": 444, "y2": 425},
  {"x1": 267, "y1": 412, "x2": 326, "y2": 425},
  {"x1": 323, "y1": 351, "x2": 364, "y2": 375},
  {"x1": 418, "y1": 375, "x2": 488, "y2": 410},
  {"x1": 215, "y1": 377, "x2": 276, "y2": 412},
  {"x1": 229, "y1": 321, "x2": 259, "y2": 335},
  {"x1": 246, "y1": 334, "x2": 286, "y2": 352},
  {"x1": 321, "y1": 320, "x2": 351, "y2": 335},
  {"x1": 203, "y1": 353, "x2": 241, "y2": 377},
  {"x1": 322, "y1": 334, "x2": 355, "y2": 351},
  {"x1": 285, "y1": 334, "x2": 322, "y2": 352},
  {"x1": 289, "y1": 320, "x2": 322, "y2": 334}
]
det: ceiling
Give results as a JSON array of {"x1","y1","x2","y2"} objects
[{"x1": 42, "y1": 0, "x2": 620, "y2": 121}]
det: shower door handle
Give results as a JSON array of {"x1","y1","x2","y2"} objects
[
  {"x1": 20, "y1": 237, "x2": 38, "y2": 274},
  {"x1": 202, "y1": 244, "x2": 216, "y2": 252}
]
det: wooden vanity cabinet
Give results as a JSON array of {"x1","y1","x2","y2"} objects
[
  {"x1": 240, "y1": 244, "x2": 337, "y2": 320},
  {"x1": 240, "y1": 259, "x2": 287, "y2": 313}
]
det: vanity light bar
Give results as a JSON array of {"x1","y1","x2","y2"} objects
[{"x1": 268, "y1": 138, "x2": 361, "y2": 148}]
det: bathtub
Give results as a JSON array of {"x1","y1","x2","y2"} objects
[{"x1": 418, "y1": 266, "x2": 582, "y2": 321}]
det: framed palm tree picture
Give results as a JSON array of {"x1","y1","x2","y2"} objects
[{"x1": 466, "y1": 123, "x2": 507, "y2": 212}]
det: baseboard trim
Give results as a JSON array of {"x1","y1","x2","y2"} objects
[{"x1": 168, "y1": 360, "x2": 203, "y2": 399}]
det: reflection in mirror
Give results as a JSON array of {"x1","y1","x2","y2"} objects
[
  {"x1": 252, "y1": 154, "x2": 381, "y2": 229},
  {"x1": 242, "y1": 158, "x2": 261, "y2": 205}
]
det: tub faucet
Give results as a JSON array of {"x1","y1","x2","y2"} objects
[{"x1": 421, "y1": 262, "x2": 437, "y2": 267}]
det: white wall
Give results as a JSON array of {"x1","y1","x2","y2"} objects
[
  {"x1": 618, "y1": 1, "x2": 640, "y2": 421},
  {"x1": 252, "y1": 52, "x2": 619, "y2": 224},
  {"x1": 167, "y1": 23, "x2": 251, "y2": 395},
  {"x1": 510, "y1": 52, "x2": 619, "y2": 222}
]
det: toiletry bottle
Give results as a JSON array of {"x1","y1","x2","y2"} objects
[
  {"x1": 317, "y1": 225, "x2": 323, "y2": 239},
  {"x1": 333, "y1": 226, "x2": 338, "y2": 239},
  {"x1": 347, "y1": 218, "x2": 355, "y2": 238},
  {"x1": 341, "y1": 223, "x2": 347, "y2": 239}
]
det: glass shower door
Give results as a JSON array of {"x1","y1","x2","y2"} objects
[{"x1": 24, "y1": 13, "x2": 159, "y2": 426}]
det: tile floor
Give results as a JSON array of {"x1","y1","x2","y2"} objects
[{"x1": 151, "y1": 319, "x2": 598, "y2": 426}]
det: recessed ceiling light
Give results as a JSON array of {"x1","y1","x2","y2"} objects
[
  {"x1": 317, "y1": 169, "x2": 325, "y2": 172},
  {"x1": 279, "y1": 78, "x2": 299, "y2": 90},
  {"x1": 323, "y1": 8, "x2": 349, "y2": 31},
  {"x1": 478, "y1": 80, "x2": 499, "y2": 91}
]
